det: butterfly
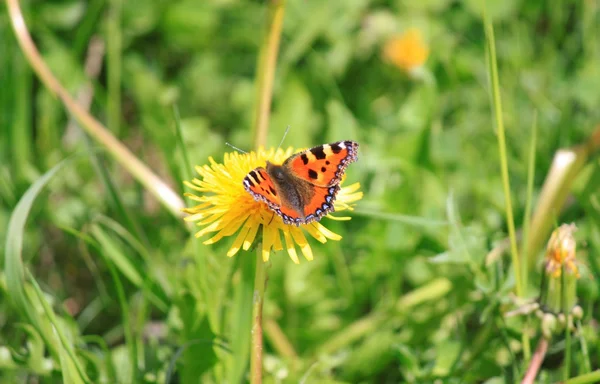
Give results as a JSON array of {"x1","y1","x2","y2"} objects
[{"x1": 243, "y1": 140, "x2": 359, "y2": 226}]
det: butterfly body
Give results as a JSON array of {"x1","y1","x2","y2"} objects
[{"x1": 243, "y1": 141, "x2": 359, "y2": 226}]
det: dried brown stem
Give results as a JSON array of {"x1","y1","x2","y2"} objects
[{"x1": 6, "y1": 0, "x2": 185, "y2": 219}]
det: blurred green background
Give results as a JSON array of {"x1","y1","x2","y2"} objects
[{"x1": 1, "y1": 0, "x2": 600, "y2": 383}]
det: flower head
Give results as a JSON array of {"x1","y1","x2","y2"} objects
[
  {"x1": 539, "y1": 223, "x2": 580, "y2": 316},
  {"x1": 544, "y1": 223, "x2": 579, "y2": 278},
  {"x1": 183, "y1": 147, "x2": 362, "y2": 264},
  {"x1": 382, "y1": 28, "x2": 429, "y2": 73}
]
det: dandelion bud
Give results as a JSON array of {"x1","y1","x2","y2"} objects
[
  {"x1": 571, "y1": 305, "x2": 584, "y2": 320},
  {"x1": 539, "y1": 224, "x2": 579, "y2": 315},
  {"x1": 541, "y1": 313, "x2": 557, "y2": 339}
]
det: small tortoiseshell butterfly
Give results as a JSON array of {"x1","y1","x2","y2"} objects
[{"x1": 243, "y1": 141, "x2": 359, "y2": 226}]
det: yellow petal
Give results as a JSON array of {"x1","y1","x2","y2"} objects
[
  {"x1": 227, "y1": 219, "x2": 252, "y2": 257},
  {"x1": 290, "y1": 227, "x2": 313, "y2": 261},
  {"x1": 282, "y1": 230, "x2": 300, "y2": 264},
  {"x1": 262, "y1": 226, "x2": 275, "y2": 262},
  {"x1": 242, "y1": 220, "x2": 261, "y2": 251},
  {"x1": 316, "y1": 223, "x2": 342, "y2": 241}
]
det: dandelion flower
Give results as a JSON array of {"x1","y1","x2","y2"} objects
[
  {"x1": 382, "y1": 28, "x2": 429, "y2": 73},
  {"x1": 544, "y1": 223, "x2": 579, "y2": 278},
  {"x1": 183, "y1": 146, "x2": 362, "y2": 264}
]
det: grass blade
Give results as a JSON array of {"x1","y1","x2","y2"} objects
[{"x1": 4, "y1": 156, "x2": 89, "y2": 382}]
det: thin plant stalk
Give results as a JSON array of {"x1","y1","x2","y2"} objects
[
  {"x1": 563, "y1": 266, "x2": 571, "y2": 380},
  {"x1": 483, "y1": 11, "x2": 522, "y2": 297},
  {"x1": 564, "y1": 370, "x2": 600, "y2": 384},
  {"x1": 483, "y1": 10, "x2": 529, "y2": 358},
  {"x1": 5, "y1": 0, "x2": 185, "y2": 219},
  {"x1": 521, "y1": 111, "x2": 538, "y2": 294},
  {"x1": 249, "y1": 1, "x2": 286, "y2": 382},
  {"x1": 577, "y1": 320, "x2": 592, "y2": 373},
  {"x1": 107, "y1": 0, "x2": 122, "y2": 135},
  {"x1": 521, "y1": 338, "x2": 548, "y2": 384},
  {"x1": 264, "y1": 318, "x2": 298, "y2": 359},
  {"x1": 252, "y1": 0, "x2": 286, "y2": 148},
  {"x1": 250, "y1": 248, "x2": 267, "y2": 383}
]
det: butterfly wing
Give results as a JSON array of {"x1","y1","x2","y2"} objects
[
  {"x1": 285, "y1": 140, "x2": 358, "y2": 187},
  {"x1": 243, "y1": 167, "x2": 306, "y2": 225},
  {"x1": 243, "y1": 167, "x2": 282, "y2": 210},
  {"x1": 244, "y1": 141, "x2": 359, "y2": 226},
  {"x1": 302, "y1": 184, "x2": 340, "y2": 224}
]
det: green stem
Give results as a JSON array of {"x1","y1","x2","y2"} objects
[
  {"x1": 483, "y1": 9, "x2": 529, "y2": 359},
  {"x1": 521, "y1": 111, "x2": 538, "y2": 295},
  {"x1": 564, "y1": 370, "x2": 600, "y2": 384},
  {"x1": 483, "y1": 9, "x2": 522, "y2": 298},
  {"x1": 250, "y1": 246, "x2": 267, "y2": 384},
  {"x1": 578, "y1": 320, "x2": 592, "y2": 373},
  {"x1": 563, "y1": 265, "x2": 571, "y2": 380},
  {"x1": 107, "y1": 0, "x2": 122, "y2": 135}
]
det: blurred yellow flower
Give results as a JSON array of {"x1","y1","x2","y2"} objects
[
  {"x1": 382, "y1": 28, "x2": 429, "y2": 72},
  {"x1": 544, "y1": 223, "x2": 579, "y2": 278},
  {"x1": 183, "y1": 147, "x2": 363, "y2": 264}
]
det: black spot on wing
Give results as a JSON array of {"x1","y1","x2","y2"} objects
[
  {"x1": 308, "y1": 169, "x2": 318, "y2": 179},
  {"x1": 310, "y1": 146, "x2": 327, "y2": 160},
  {"x1": 300, "y1": 154, "x2": 309, "y2": 165},
  {"x1": 269, "y1": 186, "x2": 277, "y2": 196},
  {"x1": 330, "y1": 143, "x2": 342, "y2": 154},
  {"x1": 248, "y1": 170, "x2": 261, "y2": 184},
  {"x1": 321, "y1": 166, "x2": 326, "y2": 172}
]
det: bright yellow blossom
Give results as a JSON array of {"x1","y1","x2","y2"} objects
[{"x1": 183, "y1": 147, "x2": 363, "y2": 264}]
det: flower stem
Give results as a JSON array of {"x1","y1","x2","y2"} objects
[
  {"x1": 250, "y1": 246, "x2": 268, "y2": 384},
  {"x1": 249, "y1": 1, "x2": 285, "y2": 382},
  {"x1": 522, "y1": 338, "x2": 549, "y2": 384},
  {"x1": 253, "y1": 0, "x2": 286, "y2": 148}
]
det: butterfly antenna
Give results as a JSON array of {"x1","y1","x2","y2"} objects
[
  {"x1": 276, "y1": 125, "x2": 291, "y2": 151},
  {"x1": 225, "y1": 142, "x2": 248, "y2": 154}
]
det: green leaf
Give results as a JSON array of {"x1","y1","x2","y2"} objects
[
  {"x1": 177, "y1": 293, "x2": 219, "y2": 382},
  {"x1": 226, "y1": 253, "x2": 254, "y2": 383},
  {"x1": 4, "y1": 157, "x2": 90, "y2": 382},
  {"x1": 431, "y1": 340, "x2": 461, "y2": 377}
]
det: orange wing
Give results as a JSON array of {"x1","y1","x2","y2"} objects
[
  {"x1": 286, "y1": 141, "x2": 358, "y2": 187},
  {"x1": 272, "y1": 184, "x2": 340, "y2": 226},
  {"x1": 302, "y1": 184, "x2": 340, "y2": 223},
  {"x1": 244, "y1": 167, "x2": 306, "y2": 225},
  {"x1": 243, "y1": 167, "x2": 282, "y2": 210},
  {"x1": 278, "y1": 204, "x2": 305, "y2": 225}
]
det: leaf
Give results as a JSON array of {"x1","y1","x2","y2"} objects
[
  {"x1": 177, "y1": 293, "x2": 218, "y2": 382},
  {"x1": 4, "y1": 157, "x2": 90, "y2": 382},
  {"x1": 226, "y1": 254, "x2": 254, "y2": 383},
  {"x1": 431, "y1": 340, "x2": 461, "y2": 377},
  {"x1": 394, "y1": 344, "x2": 423, "y2": 383}
]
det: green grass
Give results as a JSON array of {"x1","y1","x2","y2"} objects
[{"x1": 2, "y1": 1, "x2": 600, "y2": 383}]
